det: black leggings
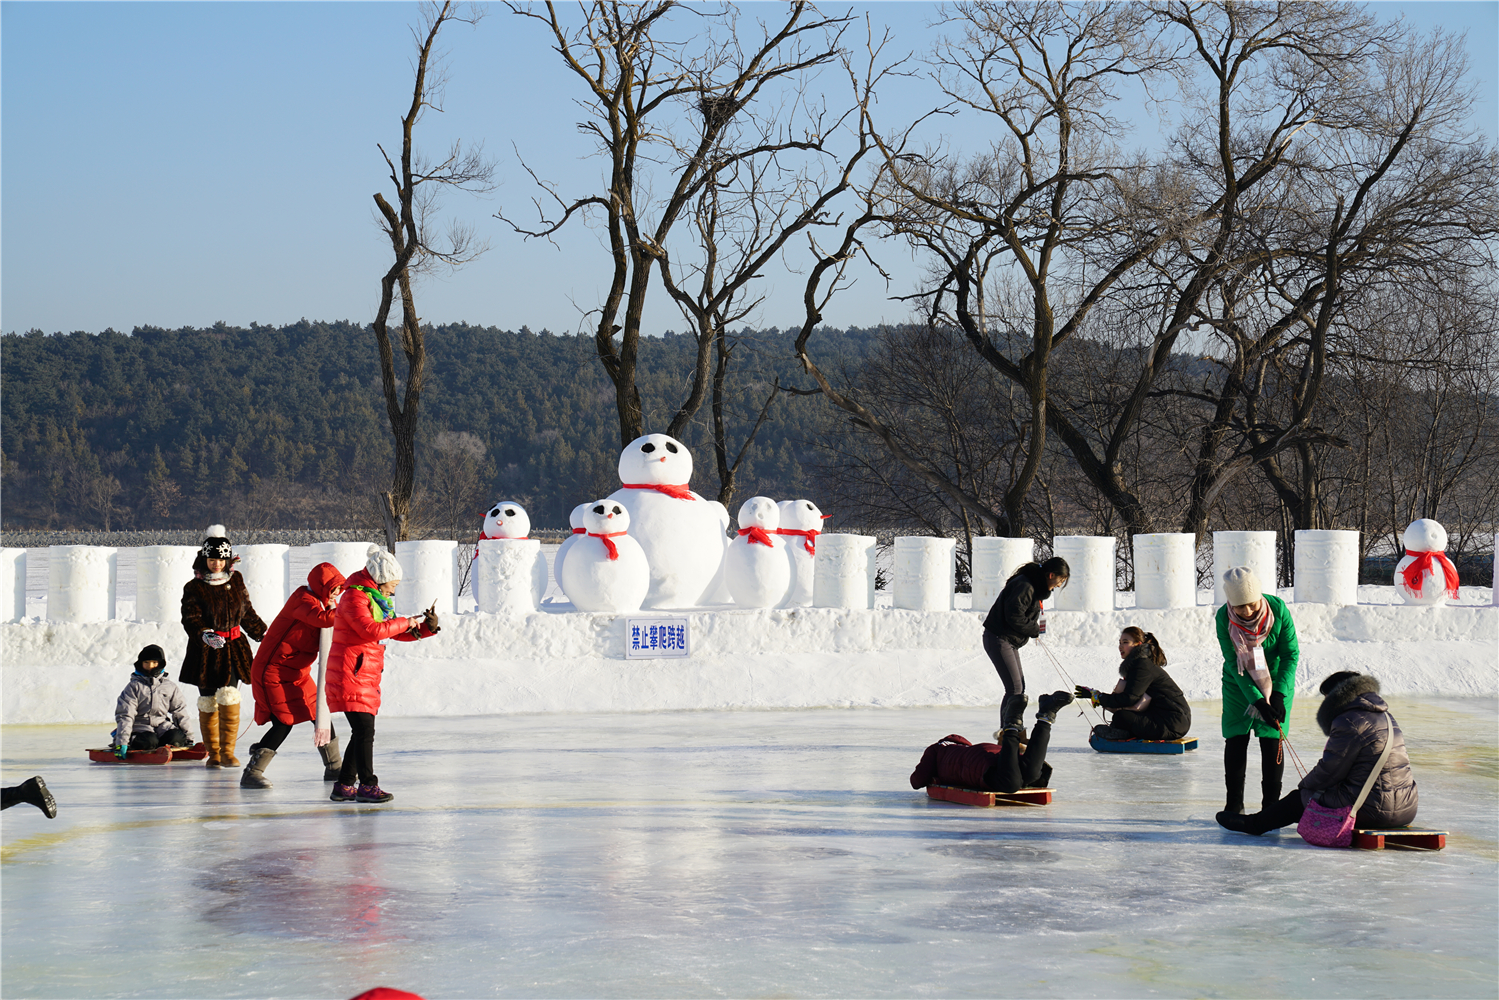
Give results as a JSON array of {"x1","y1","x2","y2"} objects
[
  {"x1": 982, "y1": 721, "x2": 1052, "y2": 793},
  {"x1": 983, "y1": 632, "x2": 1025, "y2": 697},
  {"x1": 129, "y1": 729, "x2": 191, "y2": 750},
  {"x1": 338, "y1": 712, "x2": 377, "y2": 786},
  {"x1": 1111, "y1": 710, "x2": 1185, "y2": 742},
  {"x1": 253, "y1": 718, "x2": 337, "y2": 753}
]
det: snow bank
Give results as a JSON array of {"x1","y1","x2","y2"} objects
[{"x1": 3, "y1": 592, "x2": 1493, "y2": 725}]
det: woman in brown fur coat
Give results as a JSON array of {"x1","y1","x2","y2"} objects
[{"x1": 179, "y1": 525, "x2": 267, "y2": 768}]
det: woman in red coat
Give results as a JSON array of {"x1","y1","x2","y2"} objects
[
  {"x1": 325, "y1": 546, "x2": 438, "y2": 804},
  {"x1": 241, "y1": 562, "x2": 347, "y2": 789}
]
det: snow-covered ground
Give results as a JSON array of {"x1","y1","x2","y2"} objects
[{"x1": 3, "y1": 546, "x2": 1495, "y2": 727}]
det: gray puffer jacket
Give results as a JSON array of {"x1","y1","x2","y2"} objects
[
  {"x1": 114, "y1": 671, "x2": 193, "y2": 741},
  {"x1": 1299, "y1": 675, "x2": 1417, "y2": 828}
]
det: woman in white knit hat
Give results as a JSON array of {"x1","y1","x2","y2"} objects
[{"x1": 1215, "y1": 566, "x2": 1299, "y2": 816}]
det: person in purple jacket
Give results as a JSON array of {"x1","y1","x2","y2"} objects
[{"x1": 910, "y1": 691, "x2": 1073, "y2": 794}]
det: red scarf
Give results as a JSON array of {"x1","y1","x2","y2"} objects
[
  {"x1": 622, "y1": 483, "x2": 695, "y2": 501},
  {"x1": 472, "y1": 531, "x2": 529, "y2": 560},
  {"x1": 589, "y1": 531, "x2": 628, "y2": 560},
  {"x1": 775, "y1": 528, "x2": 819, "y2": 555},
  {"x1": 738, "y1": 526, "x2": 774, "y2": 547},
  {"x1": 1401, "y1": 550, "x2": 1460, "y2": 599},
  {"x1": 571, "y1": 527, "x2": 586, "y2": 535}
]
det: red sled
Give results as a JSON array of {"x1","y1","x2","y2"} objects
[
  {"x1": 87, "y1": 743, "x2": 209, "y2": 765},
  {"x1": 926, "y1": 784, "x2": 1053, "y2": 807},
  {"x1": 1352, "y1": 828, "x2": 1447, "y2": 851}
]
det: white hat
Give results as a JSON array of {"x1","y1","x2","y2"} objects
[
  {"x1": 366, "y1": 545, "x2": 402, "y2": 585},
  {"x1": 1222, "y1": 566, "x2": 1262, "y2": 606}
]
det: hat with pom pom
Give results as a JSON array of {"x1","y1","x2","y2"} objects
[
  {"x1": 365, "y1": 544, "x2": 402, "y2": 585},
  {"x1": 201, "y1": 524, "x2": 232, "y2": 561}
]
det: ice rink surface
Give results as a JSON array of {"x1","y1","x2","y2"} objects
[{"x1": 3, "y1": 699, "x2": 1496, "y2": 999}]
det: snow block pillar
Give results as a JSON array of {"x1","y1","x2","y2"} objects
[
  {"x1": 813, "y1": 534, "x2": 877, "y2": 610},
  {"x1": 1213, "y1": 531, "x2": 1278, "y2": 604},
  {"x1": 47, "y1": 545, "x2": 117, "y2": 623},
  {"x1": 237, "y1": 544, "x2": 290, "y2": 621},
  {"x1": 1133, "y1": 533, "x2": 1196, "y2": 609},
  {"x1": 0, "y1": 549, "x2": 26, "y2": 622},
  {"x1": 970, "y1": 537, "x2": 1034, "y2": 614},
  {"x1": 307, "y1": 542, "x2": 373, "y2": 581},
  {"x1": 893, "y1": 536, "x2": 956, "y2": 612},
  {"x1": 395, "y1": 540, "x2": 458, "y2": 617},
  {"x1": 474, "y1": 538, "x2": 546, "y2": 615},
  {"x1": 1051, "y1": 536, "x2": 1116, "y2": 613},
  {"x1": 1294, "y1": 529, "x2": 1360, "y2": 606},
  {"x1": 135, "y1": 545, "x2": 200, "y2": 623}
]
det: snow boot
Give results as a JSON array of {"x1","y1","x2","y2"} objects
[
  {"x1": 318, "y1": 734, "x2": 343, "y2": 782},
  {"x1": 199, "y1": 709, "x2": 222, "y2": 769},
  {"x1": 995, "y1": 694, "x2": 1029, "y2": 742},
  {"x1": 356, "y1": 783, "x2": 394, "y2": 804},
  {"x1": 217, "y1": 700, "x2": 241, "y2": 768},
  {"x1": 330, "y1": 782, "x2": 358, "y2": 802},
  {"x1": 1035, "y1": 690, "x2": 1074, "y2": 725},
  {"x1": 1215, "y1": 810, "x2": 1258, "y2": 835},
  {"x1": 1260, "y1": 737, "x2": 1284, "y2": 811},
  {"x1": 1, "y1": 776, "x2": 57, "y2": 818},
  {"x1": 239, "y1": 747, "x2": 275, "y2": 789}
]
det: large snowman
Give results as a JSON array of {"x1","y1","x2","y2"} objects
[
  {"x1": 1394, "y1": 518, "x2": 1460, "y2": 605},
  {"x1": 607, "y1": 433, "x2": 730, "y2": 608}
]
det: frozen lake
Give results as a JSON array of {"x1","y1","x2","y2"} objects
[{"x1": 3, "y1": 699, "x2": 1496, "y2": 999}]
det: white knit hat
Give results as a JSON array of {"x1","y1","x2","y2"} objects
[
  {"x1": 1222, "y1": 566, "x2": 1262, "y2": 606},
  {"x1": 366, "y1": 545, "x2": 402, "y2": 585}
]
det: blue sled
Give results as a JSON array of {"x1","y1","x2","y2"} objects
[{"x1": 1089, "y1": 733, "x2": 1198, "y2": 754}]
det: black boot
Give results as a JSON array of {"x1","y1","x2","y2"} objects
[
  {"x1": 1215, "y1": 810, "x2": 1258, "y2": 835},
  {"x1": 1035, "y1": 690, "x2": 1074, "y2": 725},
  {"x1": 2, "y1": 777, "x2": 57, "y2": 818},
  {"x1": 996, "y1": 694, "x2": 1029, "y2": 741},
  {"x1": 1260, "y1": 737, "x2": 1284, "y2": 811}
]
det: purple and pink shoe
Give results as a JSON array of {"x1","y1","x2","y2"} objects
[
  {"x1": 356, "y1": 784, "x2": 394, "y2": 803},
  {"x1": 329, "y1": 782, "x2": 358, "y2": 802}
]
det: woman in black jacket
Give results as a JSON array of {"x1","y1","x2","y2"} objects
[
  {"x1": 982, "y1": 556, "x2": 1069, "y2": 736},
  {"x1": 1076, "y1": 628, "x2": 1192, "y2": 741}
]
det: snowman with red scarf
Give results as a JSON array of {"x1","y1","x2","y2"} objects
[
  {"x1": 1394, "y1": 518, "x2": 1461, "y2": 605},
  {"x1": 560, "y1": 500, "x2": 649, "y2": 612},
  {"x1": 776, "y1": 498, "x2": 830, "y2": 607},
  {"x1": 606, "y1": 433, "x2": 730, "y2": 608},
  {"x1": 725, "y1": 495, "x2": 792, "y2": 608}
]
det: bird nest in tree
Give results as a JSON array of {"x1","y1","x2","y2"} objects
[{"x1": 698, "y1": 93, "x2": 739, "y2": 133}]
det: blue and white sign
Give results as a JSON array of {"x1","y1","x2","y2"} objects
[{"x1": 625, "y1": 617, "x2": 691, "y2": 659}]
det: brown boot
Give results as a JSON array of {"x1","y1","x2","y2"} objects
[
  {"x1": 217, "y1": 700, "x2": 241, "y2": 767},
  {"x1": 199, "y1": 710, "x2": 222, "y2": 769}
]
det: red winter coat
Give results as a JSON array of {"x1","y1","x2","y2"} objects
[
  {"x1": 324, "y1": 569, "x2": 434, "y2": 715},
  {"x1": 908, "y1": 734, "x2": 1002, "y2": 790},
  {"x1": 249, "y1": 563, "x2": 346, "y2": 726}
]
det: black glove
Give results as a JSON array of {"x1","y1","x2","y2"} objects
[
  {"x1": 1269, "y1": 691, "x2": 1286, "y2": 724},
  {"x1": 1073, "y1": 685, "x2": 1097, "y2": 706},
  {"x1": 422, "y1": 604, "x2": 440, "y2": 634},
  {"x1": 1250, "y1": 696, "x2": 1286, "y2": 726}
]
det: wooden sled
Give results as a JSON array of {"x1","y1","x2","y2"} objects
[
  {"x1": 1089, "y1": 733, "x2": 1198, "y2": 754},
  {"x1": 1353, "y1": 827, "x2": 1447, "y2": 851},
  {"x1": 87, "y1": 743, "x2": 209, "y2": 765},
  {"x1": 926, "y1": 784, "x2": 1053, "y2": 807}
]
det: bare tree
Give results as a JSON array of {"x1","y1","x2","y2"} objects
[{"x1": 372, "y1": 0, "x2": 495, "y2": 549}]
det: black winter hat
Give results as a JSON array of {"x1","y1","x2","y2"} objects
[
  {"x1": 135, "y1": 644, "x2": 167, "y2": 668},
  {"x1": 200, "y1": 523, "x2": 232, "y2": 561}
]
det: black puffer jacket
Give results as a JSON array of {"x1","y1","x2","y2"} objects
[
  {"x1": 983, "y1": 564, "x2": 1052, "y2": 648},
  {"x1": 1096, "y1": 647, "x2": 1192, "y2": 739},
  {"x1": 1299, "y1": 675, "x2": 1417, "y2": 828}
]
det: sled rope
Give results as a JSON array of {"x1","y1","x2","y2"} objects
[{"x1": 1035, "y1": 637, "x2": 1106, "y2": 727}]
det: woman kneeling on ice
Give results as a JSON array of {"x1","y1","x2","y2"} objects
[
  {"x1": 1216, "y1": 671, "x2": 1417, "y2": 837},
  {"x1": 909, "y1": 692, "x2": 1073, "y2": 794},
  {"x1": 1076, "y1": 628, "x2": 1191, "y2": 742}
]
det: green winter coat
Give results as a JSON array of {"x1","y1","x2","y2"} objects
[{"x1": 1217, "y1": 593, "x2": 1299, "y2": 738}]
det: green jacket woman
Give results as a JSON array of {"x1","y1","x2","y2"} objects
[{"x1": 1216, "y1": 567, "x2": 1299, "y2": 816}]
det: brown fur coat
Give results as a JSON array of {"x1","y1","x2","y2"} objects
[{"x1": 178, "y1": 571, "x2": 267, "y2": 693}]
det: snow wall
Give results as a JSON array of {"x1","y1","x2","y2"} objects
[{"x1": 4, "y1": 596, "x2": 1494, "y2": 725}]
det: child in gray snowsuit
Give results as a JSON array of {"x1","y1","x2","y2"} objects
[{"x1": 113, "y1": 644, "x2": 195, "y2": 756}]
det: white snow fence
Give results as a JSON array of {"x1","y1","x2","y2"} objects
[
  {"x1": 395, "y1": 539, "x2": 458, "y2": 617},
  {"x1": 0, "y1": 549, "x2": 26, "y2": 622},
  {"x1": 1294, "y1": 529, "x2": 1360, "y2": 606},
  {"x1": 893, "y1": 536, "x2": 956, "y2": 612},
  {"x1": 308, "y1": 541, "x2": 373, "y2": 581},
  {"x1": 1213, "y1": 530, "x2": 1278, "y2": 604},
  {"x1": 1132, "y1": 533, "x2": 1196, "y2": 610},
  {"x1": 236, "y1": 544, "x2": 290, "y2": 621},
  {"x1": 813, "y1": 534, "x2": 877, "y2": 610},
  {"x1": 135, "y1": 545, "x2": 200, "y2": 623},
  {"x1": 1051, "y1": 535, "x2": 1116, "y2": 612},
  {"x1": 970, "y1": 537, "x2": 1035, "y2": 614},
  {"x1": 474, "y1": 538, "x2": 547, "y2": 615},
  {"x1": 47, "y1": 545, "x2": 117, "y2": 623}
]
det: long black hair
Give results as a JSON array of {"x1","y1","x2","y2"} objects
[{"x1": 1121, "y1": 626, "x2": 1167, "y2": 667}]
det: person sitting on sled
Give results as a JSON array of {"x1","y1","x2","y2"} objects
[
  {"x1": 113, "y1": 643, "x2": 195, "y2": 757},
  {"x1": 909, "y1": 691, "x2": 1074, "y2": 794},
  {"x1": 1076, "y1": 627, "x2": 1192, "y2": 742}
]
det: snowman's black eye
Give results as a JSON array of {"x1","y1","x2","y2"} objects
[
  {"x1": 612, "y1": 505, "x2": 622, "y2": 514},
  {"x1": 805, "y1": 502, "x2": 813, "y2": 509},
  {"x1": 665, "y1": 442, "x2": 679, "y2": 454},
  {"x1": 641, "y1": 442, "x2": 656, "y2": 453},
  {"x1": 593, "y1": 505, "x2": 606, "y2": 514},
  {"x1": 489, "y1": 507, "x2": 500, "y2": 516},
  {"x1": 505, "y1": 508, "x2": 517, "y2": 517}
]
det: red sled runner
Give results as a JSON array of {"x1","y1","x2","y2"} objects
[
  {"x1": 87, "y1": 743, "x2": 210, "y2": 765},
  {"x1": 926, "y1": 784, "x2": 1053, "y2": 807}
]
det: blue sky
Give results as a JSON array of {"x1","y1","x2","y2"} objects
[{"x1": 2, "y1": 1, "x2": 1494, "y2": 337}]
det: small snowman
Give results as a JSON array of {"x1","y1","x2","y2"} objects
[
  {"x1": 776, "y1": 498, "x2": 829, "y2": 607},
  {"x1": 551, "y1": 502, "x2": 590, "y2": 603},
  {"x1": 473, "y1": 500, "x2": 548, "y2": 612},
  {"x1": 725, "y1": 496, "x2": 791, "y2": 608},
  {"x1": 1394, "y1": 518, "x2": 1460, "y2": 605},
  {"x1": 607, "y1": 433, "x2": 731, "y2": 609},
  {"x1": 560, "y1": 500, "x2": 650, "y2": 613}
]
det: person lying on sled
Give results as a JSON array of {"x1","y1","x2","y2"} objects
[
  {"x1": 1076, "y1": 627, "x2": 1192, "y2": 742},
  {"x1": 909, "y1": 691, "x2": 1073, "y2": 794}
]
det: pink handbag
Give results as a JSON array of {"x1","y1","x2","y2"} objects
[{"x1": 1297, "y1": 715, "x2": 1394, "y2": 848}]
